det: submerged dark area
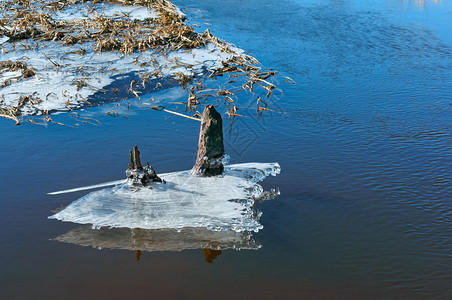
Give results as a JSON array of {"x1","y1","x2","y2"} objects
[{"x1": 1, "y1": 0, "x2": 451, "y2": 298}]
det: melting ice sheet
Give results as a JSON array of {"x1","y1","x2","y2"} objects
[{"x1": 49, "y1": 163, "x2": 280, "y2": 232}]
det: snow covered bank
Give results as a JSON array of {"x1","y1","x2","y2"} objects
[{"x1": 1, "y1": 0, "x2": 270, "y2": 123}]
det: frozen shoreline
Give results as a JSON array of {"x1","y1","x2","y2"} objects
[
  {"x1": 1, "y1": 41, "x2": 235, "y2": 115},
  {"x1": 0, "y1": 0, "x2": 253, "y2": 121}
]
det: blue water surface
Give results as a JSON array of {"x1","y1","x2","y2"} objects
[{"x1": 0, "y1": 0, "x2": 451, "y2": 298}]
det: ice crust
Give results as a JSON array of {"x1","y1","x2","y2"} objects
[
  {"x1": 49, "y1": 162, "x2": 281, "y2": 232},
  {"x1": 0, "y1": 41, "x2": 234, "y2": 115}
]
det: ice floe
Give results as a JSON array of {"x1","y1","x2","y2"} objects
[{"x1": 49, "y1": 162, "x2": 281, "y2": 233}]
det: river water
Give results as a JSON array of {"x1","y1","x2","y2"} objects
[{"x1": 1, "y1": 0, "x2": 451, "y2": 298}]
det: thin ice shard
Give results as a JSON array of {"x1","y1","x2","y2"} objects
[{"x1": 49, "y1": 162, "x2": 281, "y2": 232}]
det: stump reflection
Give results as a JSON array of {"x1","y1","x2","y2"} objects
[{"x1": 53, "y1": 225, "x2": 261, "y2": 263}]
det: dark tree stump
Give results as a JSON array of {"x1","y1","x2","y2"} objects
[
  {"x1": 192, "y1": 105, "x2": 225, "y2": 176},
  {"x1": 126, "y1": 145, "x2": 164, "y2": 186},
  {"x1": 133, "y1": 145, "x2": 143, "y2": 170}
]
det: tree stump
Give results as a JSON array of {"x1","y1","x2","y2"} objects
[
  {"x1": 126, "y1": 145, "x2": 164, "y2": 186},
  {"x1": 192, "y1": 105, "x2": 225, "y2": 176}
]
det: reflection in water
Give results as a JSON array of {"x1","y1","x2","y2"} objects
[
  {"x1": 53, "y1": 226, "x2": 261, "y2": 263},
  {"x1": 403, "y1": 0, "x2": 443, "y2": 10},
  {"x1": 51, "y1": 181, "x2": 280, "y2": 263},
  {"x1": 417, "y1": 0, "x2": 442, "y2": 7},
  {"x1": 202, "y1": 249, "x2": 222, "y2": 264}
]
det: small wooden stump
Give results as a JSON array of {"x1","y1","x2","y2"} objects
[
  {"x1": 192, "y1": 105, "x2": 225, "y2": 176},
  {"x1": 126, "y1": 145, "x2": 164, "y2": 186}
]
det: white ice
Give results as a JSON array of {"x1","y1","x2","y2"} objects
[
  {"x1": 54, "y1": 2, "x2": 158, "y2": 21},
  {"x1": 49, "y1": 162, "x2": 280, "y2": 233},
  {"x1": 0, "y1": 70, "x2": 23, "y2": 81},
  {"x1": 0, "y1": 35, "x2": 9, "y2": 44},
  {"x1": 0, "y1": 41, "x2": 234, "y2": 114}
]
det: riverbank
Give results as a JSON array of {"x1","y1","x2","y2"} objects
[{"x1": 0, "y1": 0, "x2": 279, "y2": 125}]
